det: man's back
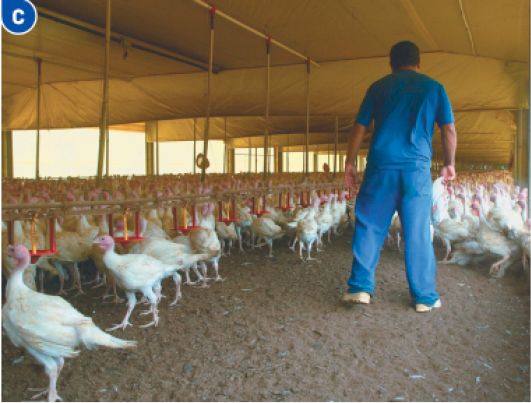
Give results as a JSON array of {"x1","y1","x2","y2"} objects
[{"x1": 356, "y1": 70, "x2": 454, "y2": 171}]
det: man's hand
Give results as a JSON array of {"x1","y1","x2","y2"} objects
[
  {"x1": 440, "y1": 165, "x2": 456, "y2": 183},
  {"x1": 345, "y1": 162, "x2": 358, "y2": 190}
]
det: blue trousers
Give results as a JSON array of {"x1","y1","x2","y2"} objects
[{"x1": 348, "y1": 168, "x2": 439, "y2": 305}]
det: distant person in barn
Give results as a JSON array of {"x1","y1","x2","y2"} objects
[{"x1": 341, "y1": 41, "x2": 457, "y2": 312}]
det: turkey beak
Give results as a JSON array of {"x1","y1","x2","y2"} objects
[{"x1": 93, "y1": 239, "x2": 101, "y2": 244}]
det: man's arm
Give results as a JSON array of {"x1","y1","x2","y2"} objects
[
  {"x1": 440, "y1": 122, "x2": 457, "y2": 182},
  {"x1": 344, "y1": 123, "x2": 367, "y2": 189}
]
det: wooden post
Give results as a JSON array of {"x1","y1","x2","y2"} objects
[
  {"x1": 255, "y1": 148, "x2": 258, "y2": 173},
  {"x1": 263, "y1": 37, "x2": 271, "y2": 180},
  {"x1": 201, "y1": 7, "x2": 215, "y2": 183},
  {"x1": 193, "y1": 118, "x2": 197, "y2": 175},
  {"x1": 333, "y1": 116, "x2": 338, "y2": 179},
  {"x1": 145, "y1": 129, "x2": 154, "y2": 175},
  {"x1": 223, "y1": 117, "x2": 227, "y2": 174},
  {"x1": 156, "y1": 121, "x2": 160, "y2": 175},
  {"x1": 286, "y1": 133, "x2": 290, "y2": 173},
  {"x1": 305, "y1": 59, "x2": 311, "y2": 176},
  {"x1": 106, "y1": 126, "x2": 110, "y2": 176},
  {"x1": 97, "y1": 0, "x2": 111, "y2": 184},
  {"x1": 248, "y1": 138, "x2": 251, "y2": 173},
  {"x1": 2, "y1": 131, "x2": 13, "y2": 179},
  {"x1": 35, "y1": 58, "x2": 42, "y2": 180}
]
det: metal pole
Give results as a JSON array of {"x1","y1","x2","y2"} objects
[
  {"x1": 305, "y1": 59, "x2": 310, "y2": 176},
  {"x1": 106, "y1": 126, "x2": 109, "y2": 176},
  {"x1": 333, "y1": 116, "x2": 338, "y2": 178},
  {"x1": 193, "y1": 118, "x2": 197, "y2": 175},
  {"x1": 287, "y1": 133, "x2": 290, "y2": 173},
  {"x1": 190, "y1": 0, "x2": 320, "y2": 68},
  {"x1": 255, "y1": 148, "x2": 258, "y2": 173},
  {"x1": 248, "y1": 137, "x2": 251, "y2": 173},
  {"x1": 156, "y1": 121, "x2": 159, "y2": 175},
  {"x1": 223, "y1": 117, "x2": 227, "y2": 174},
  {"x1": 97, "y1": 0, "x2": 111, "y2": 184},
  {"x1": 201, "y1": 7, "x2": 215, "y2": 183},
  {"x1": 527, "y1": 109, "x2": 531, "y2": 212},
  {"x1": 35, "y1": 58, "x2": 42, "y2": 180},
  {"x1": 263, "y1": 36, "x2": 271, "y2": 180}
]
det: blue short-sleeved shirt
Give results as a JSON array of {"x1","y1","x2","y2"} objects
[{"x1": 355, "y1": 69, "x2": 454, "y2": 171}]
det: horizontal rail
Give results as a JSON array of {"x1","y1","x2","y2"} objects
[{"x1": 2, "y1": 183, "x2": 350, "y2": 221}]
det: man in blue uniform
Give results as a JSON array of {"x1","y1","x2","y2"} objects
[{"x1": 341, "y1": 41, "x2": 457, "y2": 312}]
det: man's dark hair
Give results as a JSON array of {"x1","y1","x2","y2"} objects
[{"x1": 390, "y1": 41, "x2": 420, "y2": 70}]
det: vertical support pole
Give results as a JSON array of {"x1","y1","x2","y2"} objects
[
  {"x1": 155, "y1": 121, "x2": 160, "y2": 175},
  {"x1": 106, "y1": 126, "x2": 110, "y2": 176},
  {"x1": 223, "y1": 117, "x2": 227, "y2": 174},
  {"x1": 333, "y1": 116, "x2": 338, "y2": 179},
  {"x1": 193, "y1": 118, "x2": 197, "y2": 175},
  {"x1": 145, "y1": 128, "x2": 154, "y2": 175},
  {"x1": 313, "y1": 152, "x2": 318, "y2": 173},
  {"x1": 263, "y1": 36, "x2": 271, "y2": 180},
  {"x1": 305, "y1": 58, "x2": 311, "y2": 176},
  {"x1": 229, "y1": 148, "x2": 235, "y2": 174},
  {"x1": 287, "y1": 133, "x2": 290, "y2": 173},
  {"x1": 255, "y1": 148, "x2": 258, "y2": 173},
  {"x1": 35, "y1": 58, "x2": 42, "y2": 180},
  {"x1": 2, "y1": 131, "x2": 14, "y2": 179},
  {"x1": 97, "y1": 0, "x2": 111, "y2": 184},
  {"x1": 273, "y1": 147, "x2": 278, "y2": 173},
  {"x1": 527, "y1": 109, "x2": 530, "y2": 211},
  {"x1": 201, "y1": 6, "x2": 216, "y2": 183},
  {"x1": 248, "y1": 137, "x2": 251, "y2": 173}
]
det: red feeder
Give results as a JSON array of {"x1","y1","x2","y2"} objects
[
  {"x1": 346, "y1": 187, "x2": 355, "y2": 200},
  {"x1": 279, "y1": 193, "x2": 293, "y2": 212},
  {"x1": 171, "y1": 203, "x2": 200, "y2": 235},
  {"x1": 250, "y1": 195, "x2": 270, "y2": 217},
  {"x1": 297, "y1": 191, "x2": 311, "y2": 208},
  {"x1": 7, "y1": 216, "x2": 57, "y2": 264},
  {"x1": 217, "y1": 200, "x2": 239, "y2": 226},
  {"x1": 110, "y1": 209, "x2": 144, "y2": 247},
  {"x1": 17, "y1": 215, "x2": 57, "y2": 264}
]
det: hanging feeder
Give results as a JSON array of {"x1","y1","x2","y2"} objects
[
  {"x1": 8, "y1": 214, "x2": 57, "y2": 264},
  {"x1": 217, "y1": 199, "x2": 239, "y2": 226},
  {"x1": 278, "y1": 192, "x2": 293, "y2": 212},
  {"x1": 249, "y1": 194, "x2": 270, "y2": 217},
  {"x1": 297, "y1": 190, "x2": 311, "y2": 208},
  {"x1": 109, "y1": 208, "x2": 144, "y2": 247},
  {"x1": 172, "y1": 202, "x2": 201, "y2": 235}
]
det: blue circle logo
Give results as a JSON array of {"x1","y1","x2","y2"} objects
[{"x1": 2, "y1": 0, "x2": 38, "y2": 35}]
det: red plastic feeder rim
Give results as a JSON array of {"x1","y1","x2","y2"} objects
[
  {"x1": 217, "y1": 200, "x2": 240, "y2": 226},
  {"x1": 7, "y1": 217, "x2": 57, "y2": 264},
  {"x1": 108, "y1": 210, "x2": 144, "y2": 246},
  {"x1": 171, "y1": 203, "x2": 201, "y2": 233}
]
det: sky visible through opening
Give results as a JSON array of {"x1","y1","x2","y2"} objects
[{"x1": 12, "y1": 129, "x2": 346, "y2": 178}]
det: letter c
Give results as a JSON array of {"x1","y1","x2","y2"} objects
[{"x1": 13, "y1": 9, "x2": 24, "y2": 25}]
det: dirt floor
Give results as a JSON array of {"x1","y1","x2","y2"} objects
[{"x1": 2, "y1": 232, "x2": 530, "y2": 402}]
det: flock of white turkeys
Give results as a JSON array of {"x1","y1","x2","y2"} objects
[
  {"x1": 384, "y1": 171, "x2": 530, "y2": 280},
  {"x1": 2, "y1": 170, "x2": 529, "y2": 401}
]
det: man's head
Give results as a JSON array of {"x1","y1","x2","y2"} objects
[{"x1": 390, "y1": 41, "x2": 420, "y2": 72}]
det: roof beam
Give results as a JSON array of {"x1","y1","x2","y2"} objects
[{"x1": 36, "y1": 6, "x2": 220, "y2": 73}]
